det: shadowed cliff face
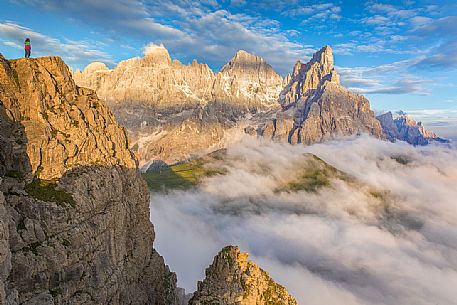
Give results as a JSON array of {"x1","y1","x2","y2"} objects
[{"x1": 0, "y1": 54, "x2": 181, "y2": 305}]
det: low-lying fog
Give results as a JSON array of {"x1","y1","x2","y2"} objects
[{"x1": 149, "y1": 135, "x2": 457, "y2": 305}]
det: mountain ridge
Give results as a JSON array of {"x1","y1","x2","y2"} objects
[{"x1": 73, "y1": 45, "x2": 444, "y2": 167}]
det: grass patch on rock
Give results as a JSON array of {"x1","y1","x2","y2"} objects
[
  {"x1": 5, "y1": 170, "x2": 24, "y2": 181},
  {"x1": 25, "y1": 179, "x2": 75, "y2": 207}
]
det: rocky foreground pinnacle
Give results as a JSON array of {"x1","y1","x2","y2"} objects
[{"x1": 189, "y1": 246, "x2": 297, "y2": 305}]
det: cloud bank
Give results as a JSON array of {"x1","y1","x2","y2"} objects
[{"x1": 150, "y1": 135, "x2": 457, "y2": 305}]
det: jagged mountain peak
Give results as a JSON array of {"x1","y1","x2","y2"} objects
[
  {"x1": 280, "y1": 45, "x2": 339, "y2": 108},
  {"x1": 310, "y1": 45, "x2": 334, "y2": 67},
  {"x1": 377, "y1": 111, "x2": 447, "y2": 145},
  {"x1": 189, "y1": 245, "x2": 297, "y2": 305},
  {"x1": 233, "y1": 49, "x2": 263, "y2": 61},
  {"x1": 221, "y1": 49, "x2": 272, "y2": 73}
]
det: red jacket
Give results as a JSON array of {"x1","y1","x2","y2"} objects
[{"x1": 25, "y1": 43, "x2": 31, "y2": 50}]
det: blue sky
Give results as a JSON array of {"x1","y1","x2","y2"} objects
[{"x1": 1, "y1": 0, "x2": 456, "y2": 129}]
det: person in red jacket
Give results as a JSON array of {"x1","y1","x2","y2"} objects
[{"x1": 24, "y1": 38, "x2": 31, "y2": 58}]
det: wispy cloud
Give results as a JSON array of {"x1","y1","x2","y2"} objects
[
  {"x1": 283, "y1": 3, "x2": 342, "y2": 22},
  {"x1": 337, "y1": 59, "x2": 431, "y2": 96},
  {"x1": 412, "y1": 16, "x2": 457, "y2": 70}
]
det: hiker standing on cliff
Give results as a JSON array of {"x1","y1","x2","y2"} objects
[{"x1": 24, "y1": 38, "x2": 31, "y2": 58}]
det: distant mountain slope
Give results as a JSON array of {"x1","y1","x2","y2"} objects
[
  {"x1": 377, "y1": 111, "x2": 448, "y2": 145},
  {"x1": 74, "y1": 46, "x2": 283, "y2": 165},
  {"x1": 249, "y1": 46, "x2": 384, "y2": 144}
]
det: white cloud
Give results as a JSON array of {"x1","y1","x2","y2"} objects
[
  {"x1": 150, "y1": 135, "x2": 457, "y2": 305},
  {"x1": 143, "y1": 42, "x2": 167, "y2": 56},
  {"x1": 284, "y1": 3, "x2": 342, "y2": 22},
  {"x1": 412, "y1": 16, "x2": 457, "y2": 70},
  {"x1": 336, "y1": 58, "x2": 432, "y2": 96}
]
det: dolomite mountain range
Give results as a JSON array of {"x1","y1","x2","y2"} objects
[
  {"x1": 0, "y1": 43, "x2": 445, "y2": 305},
  {"x1": 0, "y1": 54, "x2": 296, "y2": 304},
  {"x1": 74, "y1": 44, "x2": 445, "y2": 167}
]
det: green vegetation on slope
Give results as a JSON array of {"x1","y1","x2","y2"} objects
[
  {"x1": 276, "y1": 154, "x2": 350, "y2": 193},
  {"x1": 25, "y1": 179, "x2": 76, "y2": 207},
  {"x1": 142, "y1": 149, "x2": 227, "y2": 192}
]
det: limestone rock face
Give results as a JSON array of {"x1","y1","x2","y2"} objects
[
  {"x1": 74, "y1": 48, "x2": 282, "y2": 165},
  {"x1": 0, "y1": 55, "x2": 179, "y2": 305},
  {"x1": 73, "y1": 46, "x2": 282, "y2": 111},
  {"x1": 376, "y1": 112, "x2": 401, "y2": 142},
  {"x1": 214, "y1": 50, "x2": 283, "y2": 109},
  {"x1": 75, "y1": 46, "x2": 215, "y2": 108},
  {"x1": 279, "y1": 45, "x2": 335, "y2": 109},
  {"x1": 0, "y1": 55, "x2": 136, "y2": 180},
  {"x1": 255, "y1": 46, "x2": 384, "y2": 144},
  {"x1": 377, "y1": 111, "x2": 447, "y2": 145},
  {"x1": 189, "y1": 246, "x2": 297, "y2": 305}
]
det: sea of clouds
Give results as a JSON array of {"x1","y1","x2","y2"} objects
[{"x1": 149, "y1": 135, "x2": 457, "y2": 305}]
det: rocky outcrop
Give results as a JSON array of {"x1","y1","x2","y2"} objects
[
  {"x1": 189, "y1": 246, "x2": 297, "y2": 305},
  {"x1": 0, "y1": 55, "x2": 179, "y2": 304},
  {"x1": 254, "y1": 46, "x2": 384, "y2": 144},
  {"x1": 74, "y1": 46, "x2": 282, "y2": 166},
  {"x1": 377, "y1": 111, "x2": 447, "y2": 145},
  {"x1": 0, "y1": 56, "x2": 137, "y2": 180}
]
